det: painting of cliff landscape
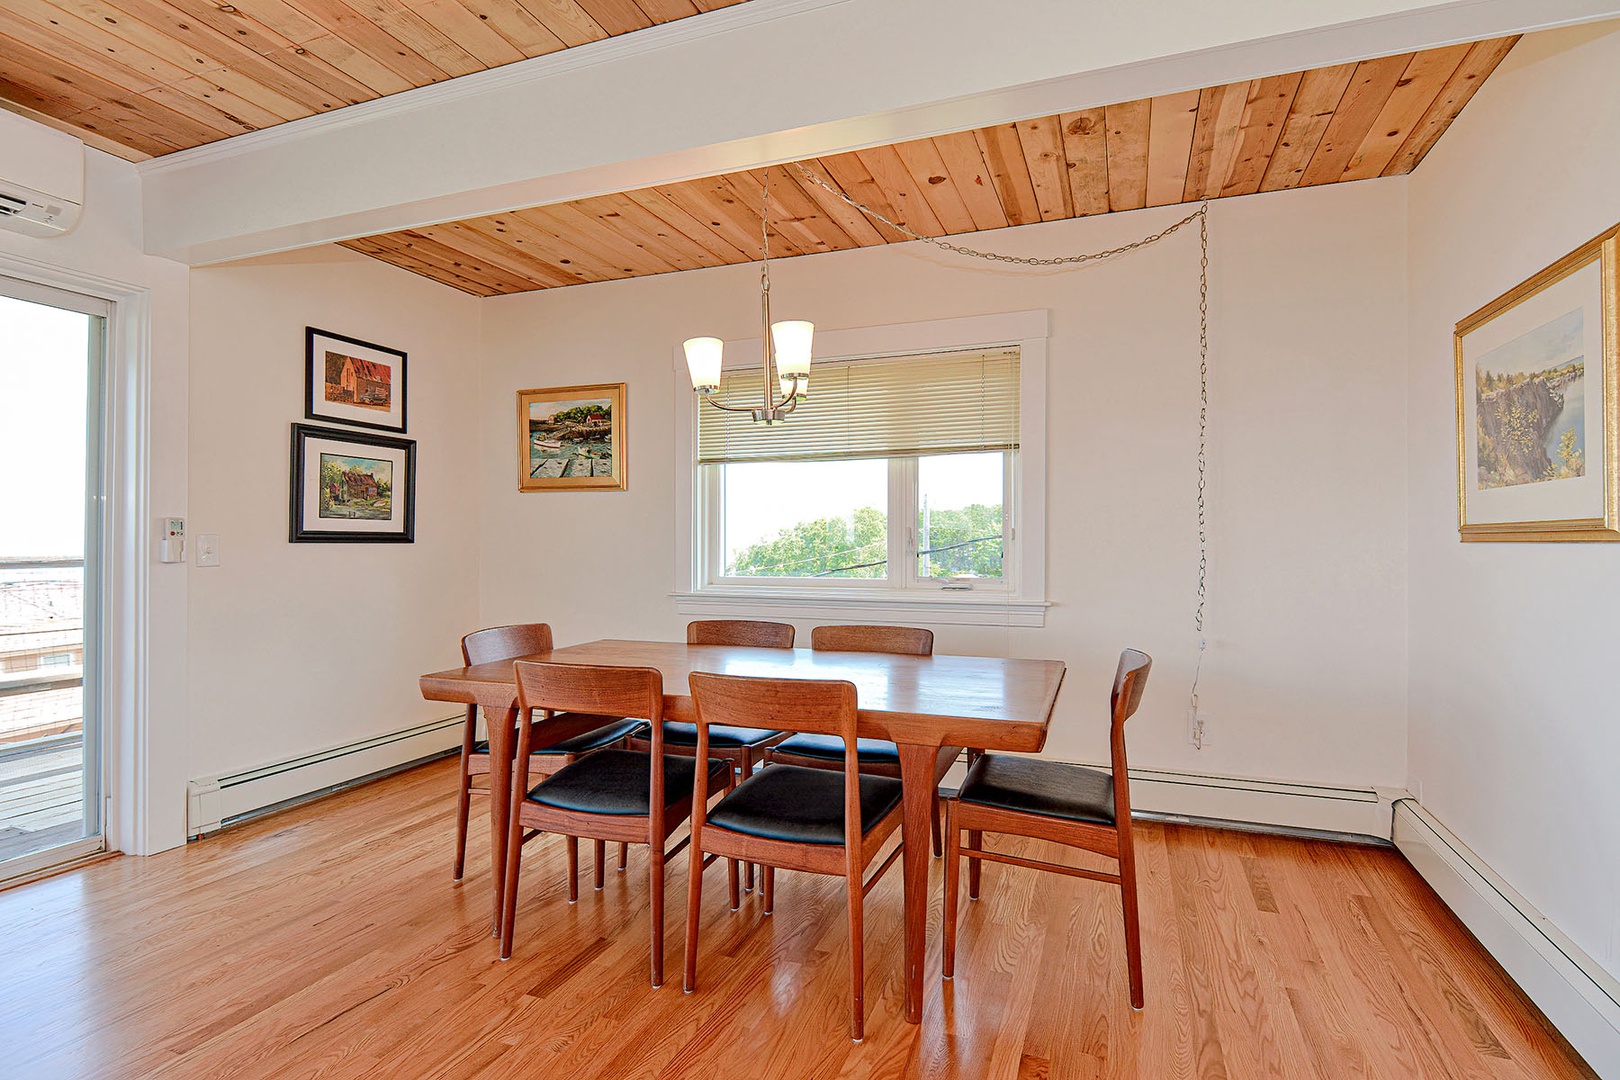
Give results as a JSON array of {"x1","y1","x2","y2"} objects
[
  {"x1": 1475, "y1": 307, "x2": 1586, "y2": 489},
  {"x1": 1455, "y1": 229, "x2": 1619, "y2": 542}
]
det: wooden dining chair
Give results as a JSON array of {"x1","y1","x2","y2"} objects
[
  {"x1": 766, "y1": 625, "x2": 952, "y2": 857},
  {"x1": 632, "y1": 619, "x2": 795, "y2": 891},
  {"x1": 502, "y1": 661, "x2": 730, "y2": 986},
  {"x1": 942, "y1": 649, "x2": 1152, "y2": 1009},
  {"x1": 454, "y1": 624, "x2": 644, "y2": 887},
  {"x1": 684, "y1": 672, "x2": 905, "y2": 1041}
]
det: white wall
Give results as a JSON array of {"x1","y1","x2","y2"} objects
[
  {"x1": 0, "y1": 147, "x2": 191, "y2": 855},
  {"x1": 1406, "y1": 22, "x2": 1620, "y2": 983},
  {"x1": 477, "y1": 179, "x2": 1411, "y2": 794},
  {"x1": 186, "y1": 247, "x2": 481, "y2": 781}
]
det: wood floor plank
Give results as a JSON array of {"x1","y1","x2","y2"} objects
[{"x1": 0, "y1": 760, "x2": 1595, "y2": 1080}]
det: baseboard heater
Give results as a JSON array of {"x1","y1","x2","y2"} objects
[
  {"x1": 1393, "y1": 799, "x2": 1620, "y2": 1075},
  {"x1": 963, "y1": 758, "x2": 1391, "y2": 840},
  {"x1": 186, "y1": 715, "x2": 463, "y2": 837}
]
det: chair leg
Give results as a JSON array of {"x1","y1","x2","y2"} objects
[
  {"x1": 499, "y1": 814, "x2": 524, "y2": 960},
  {"x1": 762, "y1": 866, "x2": 774, "y2": 914},
  {"x1": 739, "y1": 755, "x2": 755, "y2": 892},
  {"x1": 847, "y1": 862, "x2": 865, "y2": 1041},
  {"x1": 728, "y1": 852, "x2": 740, "y2": 911},
  {"x1": 453, "y1": 706, "x2": 476, "y2": 882},
  {"x1": 967, "y1": 829, "x2": 982, "y2": 900},
  {"x1": 1120, "y1": 846, "x2": 1145, "y2": 1010},
  {"x1": 683, "y1": 832, "x2": 704, "y2": 993},
  {"x1": 649, "y1": 837, "x2": 666, "y2": 988},
  {"x1": 943, "y1": 799, "x2": 959, "y2": 979},
  {"x1": 594, "y1": 839, "x2": 606, "y2": 891},
  {"x1": 566, "y1": 836, "x2": 579, "y2": 904},
  {"x1": 619, "y1": 842, "x2": 628, "y2": 871},
  {"x1": 931, "y1": 789, "x2": 942, "y2": 859}
]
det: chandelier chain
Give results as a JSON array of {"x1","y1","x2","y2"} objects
[
  {"x1": 1196, "y1": 206, "x2": 1209, "y2": 637},
  {"x1": 761, "y1": 171, "x2": 772, "y2": 293},
  {"x1": 792, "y1": 162, "x2": 1206, "y2": 266}
]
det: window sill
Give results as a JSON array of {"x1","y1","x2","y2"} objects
[{"x1": 672, "y1": 589, "x2": 1050, "y2": 627}]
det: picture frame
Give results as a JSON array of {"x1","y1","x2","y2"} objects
[
  {"x1": 305, "y1": 327, "x2": 407, "y2": 433},
  {"x1": 517, "y1": 383, "x2": 627, "y2": 492},
  {"x1": 290, "y1": 423, "x2": 416, "y2": 543},
  {"x1": 1455, "y1": 222, "x2": 1620, "y2": 541}
]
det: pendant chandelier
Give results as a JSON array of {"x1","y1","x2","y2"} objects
[{"x1": 682, "y1": 172, "x2": 812, "y2": 424}]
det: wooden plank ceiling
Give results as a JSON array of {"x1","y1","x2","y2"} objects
[
  {"x1": 340, "y1": 36, "x2": 1517, "y2": 297},
  {"x1": 0, "y1": 0, "x2": 747, "y2": 159}
]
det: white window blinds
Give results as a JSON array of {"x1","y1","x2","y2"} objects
[{"x1": 696, "y1": 347, "x2": 1020, "y2": 465}]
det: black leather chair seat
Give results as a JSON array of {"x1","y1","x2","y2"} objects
[
  {"x1": 706, "y1": 764, "x2": 903, "y2": 845},
  {"x1": 662, "y1": 722, "x2": 782, "y2": 749},
  {"x1": 526, "y1": 749, "x2": 728, "y2": 816},
  {"x1": 956, "y1": 754, "x2": 1115, "y2": 826},
  {"x1": 475, "y1": 715, "x2": 646, "y2": 757},
  {"x1": 772, "y1": 733, "x2": 901, "y2": 765}
]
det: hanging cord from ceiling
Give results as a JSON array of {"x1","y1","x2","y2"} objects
[
  {"x1": 791, "y1": 162, "x2": 1206, "y2": 266},
  {"x1": 792, "y1": 162, "x2": 1213, "y2": 742}
]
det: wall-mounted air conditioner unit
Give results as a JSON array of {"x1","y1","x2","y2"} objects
[{"x1": 0, "y1": 110, "x2": 84, "y2": 238}]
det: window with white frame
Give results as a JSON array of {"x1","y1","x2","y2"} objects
[{"x1": 676, "y1": 311, "x2": 1048, "y2": 627}]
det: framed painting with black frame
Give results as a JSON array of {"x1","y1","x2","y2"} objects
[
  {"x1": 305, "y1": 327, "x2": 408, "y2": 433},
  {"x1": 1456, "y1": 222, "x2": 1620, "y2": 541},
  {"x1": 290, "y1": 423, "x2": 416, "y2": 543}
]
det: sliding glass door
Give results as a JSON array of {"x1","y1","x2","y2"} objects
[{"x1": 0, "y1": 278, "x2": 107, "y2": 880}]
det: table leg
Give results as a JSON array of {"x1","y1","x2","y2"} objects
[
  {"x1": 896, "y1": 742, "x2": 936, "y2": 1024},
  {"x1": 487, "y1": 706, "x2": 517, "y2": 936}
]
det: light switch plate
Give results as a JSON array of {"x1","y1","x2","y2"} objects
[{"x1": 196, "y1": 533, "x2": 220, "y2": 567}]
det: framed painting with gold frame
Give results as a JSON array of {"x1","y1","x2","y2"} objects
[
  {"x1": 517, "y1": 383, "x2": 627, "y2": 492},
  {"x1": 1455, "y1": 223, "x2": 1620, "y2": 541}
]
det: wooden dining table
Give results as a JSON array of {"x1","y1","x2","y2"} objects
[{"x1": 418, "y1": 637, "x2": 1066, "y2": 1024}]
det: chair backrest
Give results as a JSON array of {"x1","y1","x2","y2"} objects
[
  {"x1": 513, "y1": 660, "x2": 664, "y2": 728},
  {"x1": 686, "y1": 619, "x2": 795, "y2": 649},
  {"x1": 688, "y1": 671, "x2": 861, "y2": 851},
  {"x1": 1107, "y1": 649, "x2": 1151, "y2": 841},
  {"x1": 462, "y1": 623, "x2": 553, "y2": 666},
  {"x1": 810, "y1": 624, "x2": 933, "y2": 657},
  {"x1": 512, "y1": 661, "x2": 667, "y2": 814},
  {"x1": 1110, "y1": 649, "x2": 1152, "y2": 733}
]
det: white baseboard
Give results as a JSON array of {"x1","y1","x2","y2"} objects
[
  {"x1": 186, "y1": 716, "x2": 463, "y2": 837},
  {"x1": 1393, "y1": 800, "x2": 1620, "y2": 1076}
]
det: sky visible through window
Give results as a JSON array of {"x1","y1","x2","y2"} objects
[{"x1": 0, "y1": 295, "x2": 89, "y2": 557}]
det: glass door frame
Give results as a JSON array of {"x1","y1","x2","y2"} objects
[{"x1": 0, "y1": 273, "x2": 112, "y2": 881}]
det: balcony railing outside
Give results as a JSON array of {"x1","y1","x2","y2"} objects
[{"x1": 0, "y1": 557, "x2": 86, "y2": 863}]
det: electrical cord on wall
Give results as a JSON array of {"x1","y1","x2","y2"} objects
[{"x1": 1189, "y1": 208, "x2": 1210, "y2": 750}]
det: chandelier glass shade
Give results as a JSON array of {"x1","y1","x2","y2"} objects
[{"x1": 682, "y1": 173, "x2": 812, "y2": 424}]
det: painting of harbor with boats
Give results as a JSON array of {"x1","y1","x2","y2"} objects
[
  {"x1": 1475, "y1": 308, "x2": 1585, "y2": 490},
  {"x1": 518, "y1": 383, "x2": 627, "y2": 491}
]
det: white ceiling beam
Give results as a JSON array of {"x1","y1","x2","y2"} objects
[{"x1": 139, "y1": 0, "x2": 1620, "y2": 264}]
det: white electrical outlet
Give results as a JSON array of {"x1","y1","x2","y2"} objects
[{"x1": 1189, "y1": 704, "x2": 1212, "y2": 748}]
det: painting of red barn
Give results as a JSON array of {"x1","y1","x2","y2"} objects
[
  {"x1": 326, "y1": 353, "x2": 392, "y2": 411},
  {"x1": 305, "y1": 327, "x2": 407, "y2": 433}
]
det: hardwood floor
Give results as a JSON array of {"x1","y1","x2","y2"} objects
[{"x1": 0, "y1": 758, "x2": 1594, "y2": 1079}]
